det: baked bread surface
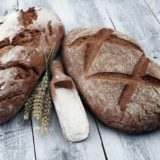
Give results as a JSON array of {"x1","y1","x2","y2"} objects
[
  {"x1": 62, "y1": 27, "x2": 160, "y2": 133},
  {"x1": 0, "y1": 7, "x2": 63, "y2": 123}
]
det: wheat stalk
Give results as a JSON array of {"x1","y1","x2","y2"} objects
[
  {"x1": 24, "y1": 95, "x2": 34, "y2": 120},
  {"x1": 23, "y1": 46, "x2": 54, "y2": 133},
  {"x1": 40, "y1": 89, "x2": 53, "y2": 134},
  {"x1": 32, "y1": 71, "x2": 48, "y2": 120}
]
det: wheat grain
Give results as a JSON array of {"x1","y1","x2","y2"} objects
[
  {"x1": 23, "y1": 70, "x2": 53, "y2": 134},
  {"x1": 40, "y1": 90, "x2": 53, "y2": 134},
  {"x1": 24, "y1": 96, "x2": 34, "y2": 120},
  {"x1": 32, "y1": 71, "x2": 48, "y2": 120}
]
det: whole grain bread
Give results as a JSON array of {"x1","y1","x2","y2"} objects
[
  {"x1": 0, "y1": 7, "x2": 63, "y2": 124},
  {"x1": 62, "y1": 27, "x2": 160, "y2": 133}
]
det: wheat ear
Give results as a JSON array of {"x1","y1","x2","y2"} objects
[
  {"x1": 24, "y1": 95, "x2": 34, "y2": 120},
  {"x1": 32, "y1": 71, "x2": 48, "y2": 120},
  {"x1": 40, "y1": 89, "x2": 53, "y2": 134}
]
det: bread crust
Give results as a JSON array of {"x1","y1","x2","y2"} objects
[
  {"x1": 0, "y1": 7, "x2": 64, "y2": 124},
  {"x1": 62, "y1": 27, "x2": 160, "y2": 133}
]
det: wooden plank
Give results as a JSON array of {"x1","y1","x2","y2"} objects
[
  {"x1": 18, "y1": 0, "x2": 107, "y2": 160},
  {"x1": 94, "y1": 0, "x2": 160, "y2": 160},
  {"x1": 97, "y1": 123, "x2": 160, "y2": 160},
  {"x1": 145, "y1": 0, "x2": 160, "y2": 23},
  {"x1": 64, "y1": 0, "x2": 113, "y2": 28},
  {"x1": 46, "y1": 0, "x2": 112, "y2": 31},
  {"x1": 46, "y1": 0, "x2": 78, "y2": 32},
  {"x1": 17, "y1": 0, "x2": 47, "y2": 10},
  {"x1": 0, "y1": 111, "x2": 36, "y2": 160},
  {"x1": 0, "y1": 0, "x2": 18, "y2": 15},
  {"x1": 30, "y1": 112, "x2": 106, "y2": 160},
  {"x1": 0, "y1": 1, "x2": 36, "y2": 160}
]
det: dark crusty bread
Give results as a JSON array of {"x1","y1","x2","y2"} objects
[
  {"x1": 62, "y1": 27, "x2": 160, "y2": 133},
  {"x1": 0, "y1": 7, "x2": 63, "y2": 124}
]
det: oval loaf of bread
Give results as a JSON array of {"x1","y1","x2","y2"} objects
[
  {"x1": 0, "y1": 7, "x2": 63, "y2": 124},
  {"x1": 62, "y1": 27, "x2": 160, "y2": 133}
]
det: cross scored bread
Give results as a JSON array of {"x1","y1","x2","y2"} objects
[{"x1": 62, "y1": 27, "x2": 160, "y2": 133}]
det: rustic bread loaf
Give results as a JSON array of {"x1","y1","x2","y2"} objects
[
  {"x1": 62, "y1": 27, "x2": 160, "y2": 133},
  {"x1": 0, "y1": 7, "x2": 63, "y2": 124}
]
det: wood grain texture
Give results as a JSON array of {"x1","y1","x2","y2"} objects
[
  {"x1": 98, "y1": 123, "x2": 160, "y2": 160},
  {"x1": 18, "y1": 1, "x2": 106, "y2": 160},
  {"x1": 0, "y1": 1, "x2": 35, "y2": 160},
  {"x1": 94, "y1": 0, "x2": 160, "y2": 160},
  {"x1": 145, "y1": 0, "x2": 160, "y2": 23},
  {"x1": 31, "y1": 112, "x2": 106, "y2": 160},
  {"x1": 0, "y1": 111, "x2": 35, "y2": 160}
]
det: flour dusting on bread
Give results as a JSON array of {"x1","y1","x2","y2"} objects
[
  {"x1": 0, "y1": 7, "x2": 62, "y2": 43},
  {"x1": 0, "y1": 46, "x2": 25, "y2": 63},
  {"x1": 0, "y1": 12, "x2": 20, "y2": 42},
  {"x1": 62, "y1": 27, "x2": 160, "y2": 133},
  {"x1": 0, "y1": 7, "x2": 63, "y2": 124},
  {"x1": 29, "y1": 7, "x2": 62, "y2": 29}
]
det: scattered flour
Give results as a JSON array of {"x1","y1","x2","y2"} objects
[{"x1": 54, "y1": 87, "x2": 89, "y2": 142}]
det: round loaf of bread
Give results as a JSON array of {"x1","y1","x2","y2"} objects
[
  {"x1": 0, "y1": 7, "x2": 63, "y2": 124},
  {"x1": 62, "y1": 27, "x2": 160, "y2": 133}
]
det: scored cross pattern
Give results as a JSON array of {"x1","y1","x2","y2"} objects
[
  {"x1": 69, "y1": 29, "x2": 113, "y2": 74},
  {"x1": 69, "y1": 29, "x2": 160, "y2": 111}
]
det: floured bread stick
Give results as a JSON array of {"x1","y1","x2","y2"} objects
[{"x1": 50, "y1": 60, "x2": 89, "y2": 142}]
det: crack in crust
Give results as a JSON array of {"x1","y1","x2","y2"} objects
[
  {"x1": 119, "y1": 54, "x2": 149, "y2": 111},
  {"x1": 0, "y1": 91, "x2": 24, "y2": 102},
  {"x1": 68, "y1": 28, "x2": 143, "y2": 74},
  {"x1": 87, "y1": 72, "x2": 160, "y2": 88},
  {"x1": 19, "y1": 7, "x2": 37, "y2": 27},
  {"x1": 69, "y1": 28, "x2": 160, "y2": 111},
  {"x1": 0, "y1": 61, "x2": 39, "y2": 75},
  {"x1": 0, "y1": 62, "x2": 39, "y2": 100},
  {"x1": 0, "y1": 38, "x2": 10, "y2": 49},
  {"x1": 12, "y1": 29, "x2": 41, "y2": 46}
]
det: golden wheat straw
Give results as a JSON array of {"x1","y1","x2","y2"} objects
[
  {"x1": 40, "y1": 89, "x2": 53, "y2": 134},
  {"x1": 23, "y1": 38, "x2": 55, "y2": 133},
  {"x1": 32, "y1": 71, "x2": 48, "y2": 120},
  {"x1": 24, "y1": 95, "x2": 34, "y2": 120}
]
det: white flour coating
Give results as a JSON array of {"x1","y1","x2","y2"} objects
[
  {"x1": 29, "y1": 7, "x2": 62, "y2": 30},
  {"x1": 0, "y1": 46, "x2": 25, "y2": 63},
  {"x1": 0, "y1": 7, "x2": 62, "y2": 43},
  {"x1": 0, "y1": 68, "x2": 17, "y2": 83},
  {"x1": 0, "y1": 68, "x2": 17, "y2": 90},
  {"x1": 0, "y1": 11, "x2": 22, "y2": 43},
  {"x1": 54, "y1": 88, "x2": 89, "y2": 142}
]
